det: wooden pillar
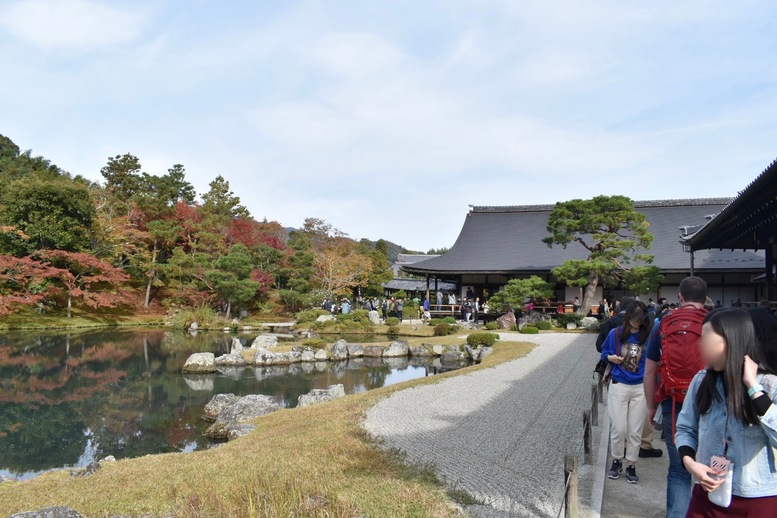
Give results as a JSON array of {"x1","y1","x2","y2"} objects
[
  {"x1": 425, "y1": 274, "x2": 431, "y2": 303},
  {"x1": 689, "y1": 249, "x2": 695, "y2": 276},
  {"x1": 564, "y1": 455, "x2": 579, "y2": 518}
]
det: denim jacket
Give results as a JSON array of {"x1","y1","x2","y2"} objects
[{"x1": 675, "y1": 370, "x2": 777, "y2": 498}]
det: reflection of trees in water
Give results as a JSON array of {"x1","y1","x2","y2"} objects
[{"x1": 0, "y1": 330, "x2": 430, "y2": 475}]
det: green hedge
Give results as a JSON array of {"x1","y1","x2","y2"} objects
[
  {"x1": 485, "y1": 321, "x2": 498, "y2": 330},
  {"x1": 385, "y1": 317, "x2": 400, "y2": 327},
  {"x1": 442, "y1": 316, "x2": 456, "y2": 324},
  {"x1": 535, "y1": 320, "x2": 552, "y2": 330},
  {"x1": 434, "y1": 322, "x2": 456, "y2": 336},
  {"x1": 466, "y1": 332, "x2": 498, "y2": 347},
  {"x1": 555, "y1": 314, "x2": 583, "y2": 327},
  {"x1": 520, "y1": 326, "x2": 539, "y2": 334}
]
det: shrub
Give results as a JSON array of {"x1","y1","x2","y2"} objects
[
  {"x1": 295, "y1": 308, "x2": 330, "y2": 324},
  {"x1": 387, "y1": 325, "x2": 399, "y2": 336},
  {"x1": 169, "y1": 305, "x2": 217, "y2": 330},
  {"x1": 511, "y1": 324, "x2": 519, "y2": 332},
  {"x1": 402, "y1": 306, "x2": 417, "y2": 320},
  {"x1": 434, "y1": 323, "x2": 455, "y2": 336},
  {"x1": 556, "y1": 314, "x2": 583, "y2": 328},
  {"x1": 350, "y1": 309, "x2": 372, "y2": 325},
  {"x1": 301, "y1": 338, "x2": 325, "y2": 348},
  {"x1": 466, "y1": 332, "x2": 498, "y2": 347},
  {"x1": 535, "y1": 320, "x2": 552, "y2": 330},
  {"x1": 278, "y1": 290, "x2": 305, "y2": 312},
  {"x1": 442, "y1": 316, "x2": 456, "y2": 324},
  {"x1": 485, "y1": 321, "x2": 498, "y2": 330},
  {"x1": 429, "y1": 318, "x2": 445, "y2": 326},
  {"x1": 520, "y1": 326, "x2": 539, "y2": 334},
  {"x1": 385, "y1": 317, "x2": 400, "y2": 327}
]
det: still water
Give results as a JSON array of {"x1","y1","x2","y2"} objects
[{"x1": 0, "y1": 329, "x2": 455, "y2": 480}]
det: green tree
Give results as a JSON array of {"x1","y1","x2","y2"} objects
[
  {"x1": 0, "y1": 175, "x2": 95, "y2": 253},
  {"x1": 100, "y1": 153, "x2": 143, "y2": 203},
  {"x1": 542, "y1": 195, "x2": 663, "y2": 315},
  {"x1": 488, "y1": 276, "x2": 555, "y2": 310},
  {"x1": 278, "y1": 231, "x2": 315, "y2": 292},
  {"x1": 206, "y1": 244, "x2": 258, "y2": 319}
]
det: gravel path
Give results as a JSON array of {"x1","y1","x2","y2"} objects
[{"x1": 363, "y1": 332, "x2": 601, "y2": 517}]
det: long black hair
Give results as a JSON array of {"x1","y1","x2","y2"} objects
[
  {"x1": 619, "y1": 300, "x2": 651, "y2": 344},
  {"x1": 695, "y1": 308, "x2": 773, "y2": 426},
  {"x1": 749, "y1": 308, "x2": 777, "y2": 373}
]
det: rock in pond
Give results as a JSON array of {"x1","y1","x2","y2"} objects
[
  {"x1": 205, "y1": 394, "x2": 280, "y2": 440},
  {"x1": 297, "y1": 384, "x2": 346, "y2": 407},
  {"x1": 182, "y1": 352, "x2": 217, "y2": 374}
]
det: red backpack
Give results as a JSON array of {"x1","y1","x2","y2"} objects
[{"x1": 658, "y1": 306, "x2": 708, "y2": 405}]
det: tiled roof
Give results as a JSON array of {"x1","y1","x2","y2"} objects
[{"x1": 404, "y1": 198, "x2": 764, "y2": 275}]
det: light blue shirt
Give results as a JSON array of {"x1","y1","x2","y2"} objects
[{"x1": 675, "y1": 370, "x2": 777, "y2": 498}]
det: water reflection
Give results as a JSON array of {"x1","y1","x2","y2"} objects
[{"x1": 0, "y1": 329, "x2": 461, "y2": 480}]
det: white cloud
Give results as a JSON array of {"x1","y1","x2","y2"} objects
[{"x1": 0, "y1": 0, "x2": 147, "y2": 51}]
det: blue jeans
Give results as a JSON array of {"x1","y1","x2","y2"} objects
[{"x1": 663, "y1": 407, "x2": 691, "y2": 518}]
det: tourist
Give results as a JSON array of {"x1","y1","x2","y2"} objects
[
  {"x1": 422, "y1": 297, "x2": 431, "y2": 322},
  {"x1": 341, "y1": 299, "x2": 351, "y2": 315},
  {"x1": 644, "y1": 276, "x2": 708, "y2": 518},
  {"x1": 675, "y1": 309, "x2": 777, "y2": 515},
  {"x1": 381, "y1": 298, "x2": 389, "y2": 320},
  {"x1": 466, "y1": 287, "x2": 474, "y2": 301},
  {"x1": 396, "y1": 298, "x2": 404, "y2": 323},
  {"x1": 573, "y1": 296, "x2": 581, "y2": 313},
  {"x1": 596, "y1": 297, "x2": 635, "y2": 352},
  {"x1": 436, "y1": 290, "x2": 443, "y2": 311},
  {"x1": 601, "y1": 301, "x2": 651, "y2": 484}
]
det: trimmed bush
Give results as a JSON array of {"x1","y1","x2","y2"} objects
[
  {"x1": 429, "y1": 318, "x2": 445, "y2": 326},
  {"x1": 466, "y1": 332, "x2": 498, "y2": 347},
  {"x1": 556, "y1": 314, "x2": 583, "y2": 328},
  {"x1": 535, "y1": 320, "x2": 552, "y2": 330},
  {"x1": 295, "y1": 308, "x2": 330, "y2": 324},
  {"x1": 301, "y1": 338, "x2": 325, "y2": 348},
  {"x1": 442, "y1": 316, "x2": 456, "y2": 324},
  {"x1": 520, "y1": 326, "x2": 539, "y2": 334},
  {"x1": 385, "y1": 317, "x2": 400, "y2": 327},
  {"x1": 387, "y1": 325, "x2": 399, "y2": 335},
  {"x1": 485, "y1": 321, "x2": 498, "y2": 330},
  {"x1": 434, "y1": 323, "x2": 455, "y2": 336}
]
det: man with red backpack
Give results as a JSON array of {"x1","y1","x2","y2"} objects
[{"x1": 644, "y1": 276, "x2": 708, "y2": 518}]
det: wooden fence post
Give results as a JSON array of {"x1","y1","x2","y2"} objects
[
  {"x1": 597, "y1": 373, "x2": 604, "y2": 403},
  {"x1": 583, "y1": 410, "x2": 592, "y2": 465},
  {"x1": 564, "y1": 455, "x2": 579, "y2": 518},
  {"x1": 590, "y1": 383, "x2": 598, "y2": 427}
]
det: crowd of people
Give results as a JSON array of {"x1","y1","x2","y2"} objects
[{"x1": 597, "y1": 276, "x2": 777, "y2": 517}]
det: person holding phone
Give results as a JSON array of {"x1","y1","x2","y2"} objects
[{"x1": 675, "y1": 309, "x2": 777, "y2": 515}]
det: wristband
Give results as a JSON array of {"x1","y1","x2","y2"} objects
[{"x1": 748, "y1": 384, "x2": 764, "y2": 398}]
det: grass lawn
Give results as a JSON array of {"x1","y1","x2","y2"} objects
[{"x1": 0, "y1": 337, "x2": 535, "y2": 518}]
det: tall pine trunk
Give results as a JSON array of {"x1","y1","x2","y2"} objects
[
  {"x1": 225, "y1": 301, "x2": 232, "y2": 320},
  {"x1": 67, "y1": 294, "x2": 72, "y2": 318},
  {"x1": 580, "y1": 271, "x2": 599, "y2": 316}
]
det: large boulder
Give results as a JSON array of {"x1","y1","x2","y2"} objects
[
  {"x1": 205, "y1": 394, "x2": 280, "y2": 440},
  {"x1": 431, "y1": 344, "x2": 447, "y2": 356},
  {"x1": 230, "y1": 338, "x2": 244, "y2": 354},
  {"x1": 252, "y1": 334, "x2": 279, "y2": 348},
  {"x1": 330, "y1": 339, "x2": 349, "y2": 361},
  {"x1": 314, "y1": 348, "x2": 330, "y2": 361},
  {"x1": 297, "y1": 384, "x2": 346, "y2": 407},
  {"x1": 363, "y1": 345, "x2": 384, "y2": 357},
  {"x1": 410, "y1": 345, "x2": 432, "y2": 357},
  {"x1": 496, "y1": 311, "x2": 517, "y2": 330},
  {"x1": 517, "y1": 311, "x2": 550, "y2": 329},
  {"x1": 464, "y1": 344, "x2": 493, "y2": 362},
  {"x1": 315, "y1": 314, "x2": 336, "y2": 323},
  {"x1": 441, "y1": 350, "x2": 467, "y2": 363},
  {"x1": 10, "y1": 507, "x2": 84, "y2": 518},
  {"x1": 252, "y1": 347, "x2": 276, "y2": 366},
  {"x1": 367, "y1": 310, "x2": 381, "y2": 326},
  {"x1": 383, "y1": 340, "x2": 409, "y2": 357},
  {"x1": 182, "y1": 352, "x2": 217, "y2": 374},
  {"x1": 346, "y1": 343, "x2": 364, "y2": 357},
  {"x1": 300, "y1": 348, "x2": 317, "y2": 362},
  {"x1": 580, "y1": 316, "x2": 601, "y2": 331},
  {"x1": 215, "y1": 353, "x2": 246, "y2": 367},
  {"x1": 203, "y1": 393, "x2": 240, "y2": 422}
]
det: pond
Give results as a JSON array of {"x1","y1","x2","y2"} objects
[{"x1": 0, "y1": 329, "x2": 461, "y2": 480}]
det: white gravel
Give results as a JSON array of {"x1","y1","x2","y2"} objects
[{"x1": 363, "y1": 332, "x2": 602, "y2": 517}]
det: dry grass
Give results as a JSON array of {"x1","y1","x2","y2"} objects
[{"x1": 0, "y1": 340, "x2": 535, "y2": 518}]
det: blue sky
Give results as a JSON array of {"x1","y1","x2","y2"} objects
[{"x1": 1, "y1": 0, "x2": 776, "y2": 251}]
